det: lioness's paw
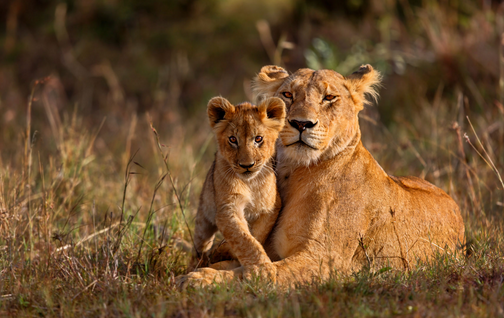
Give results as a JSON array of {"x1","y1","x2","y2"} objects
[
  {"x1": 175, "y1": 269, "x2": 214, "y2": 290},
  {"x1": 243, "y1": 263, "x2": 277, "y2": 283},
  {"x1": 174, "y1": 273, "x2": 191, "y2": 290},
  {"x1": 175, "y1": 268, "x2": 235, "y2": 290}
]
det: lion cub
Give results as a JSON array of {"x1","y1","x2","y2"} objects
[{"x1": 191, "y1": 96, "x2": 285, "y2": 270}]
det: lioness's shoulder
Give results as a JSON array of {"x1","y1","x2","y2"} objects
[{"x1": 390, "y1": 175, "x2": 443, "y2": 193}]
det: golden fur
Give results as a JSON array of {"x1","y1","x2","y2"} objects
[
  {"x1": 177, "y1": 65, "x2": 465, "y2": 288},
  {"x1": 189, "y1": 96, "x2": 285, "y2": 271}
]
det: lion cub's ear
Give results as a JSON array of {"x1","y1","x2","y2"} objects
[
  {"x1": 252, "y1": 65, "x2": 289, "y2": 103},
  {"x1": 207, "y1": 97, "x2": 235, "y2": 129},
  {"x1": 344, "y1": 64, "x2": 382, "y2": 111},
  {"x1": 257, "y1": 97, "x2": 286, "y2": 131}
]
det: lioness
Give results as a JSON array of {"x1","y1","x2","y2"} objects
[
  {"x1": 190, "y1": 96, "x2": 285, "y2": 270},
  {"x1": 178, "y1": 65, "x2": 465, "y2": 288}
]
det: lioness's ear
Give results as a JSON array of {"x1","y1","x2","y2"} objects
[
  {"x1": 344, "y1": 64, "x2": 382, "y2": 111},
  {"x1": 252, "y1": 65, "x2": 289, "y2": 103},
  {"x1": 257, "y1": 97, "x2": 286, "y2": 131},
  {"x1": 207, "y1": 97, "x2": 235, "y2": 128}
]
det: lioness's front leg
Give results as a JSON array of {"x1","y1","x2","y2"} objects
[
  {"x1": 215, "y1": 206, "x2": 271, "y2": 267},
  {"x1": 242, "y1": 250, "x2": 332, "y2": 288},
  {"x1": 209, "y1": 260, "x2": 241, "y2": 270}
]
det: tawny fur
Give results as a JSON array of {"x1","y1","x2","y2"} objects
[
  {"x1": 190, "y1": 96, "x2": 285, "y2": 271},
  {"x1": 178, "y1": 65, "x2": 465, "y2": 289}
]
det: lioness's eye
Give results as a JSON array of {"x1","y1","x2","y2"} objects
[
  {"x1": 255, "y1": 136, "x2": 263, "y2": 143},
  {"x1": 282, "y1": 92, "x2": 293, "y2": 99},
  {"x1": 324, "y1": 95, "x2": 337, "y2": 101},
  {"x1": 229, "y1": 136, "x2": 237, "y2": 144}
]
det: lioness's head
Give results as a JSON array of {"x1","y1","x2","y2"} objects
[
  {"x1": 207, "y1": 96, "x2": 286, "y2": 180},
  {"x1": 252, "y1": 64, "x2": 381, "y2": 167}
]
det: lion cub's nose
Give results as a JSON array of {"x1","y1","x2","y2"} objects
[
  {"x1": 289, "y1": 120, "x2": 317, "y2": 132},
  {"x1": 239, "y1": 162, "x2": 255, "y2": 169}
]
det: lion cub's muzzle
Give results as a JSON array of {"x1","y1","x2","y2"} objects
[
  {"x1": 235, "y1": 161, "x2": 263, "y2": 179},
  {"x1": 239, "y1": 162, "x2": 255, "y2": 169}
]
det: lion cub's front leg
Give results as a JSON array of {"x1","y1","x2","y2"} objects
[
  {"x1": 250, "y1": 191, "x2": 281, "y2": 246},
  {"x1": 215, "y1": 199, "x2": 272, "y2": 267}
]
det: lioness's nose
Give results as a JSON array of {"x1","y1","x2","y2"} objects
[
  {"x1": 289, "y1": 120, "x2": 317, "y2": 132},
  {"x1": 239, "y1": 162, "x2": 255, "y2": 169}
]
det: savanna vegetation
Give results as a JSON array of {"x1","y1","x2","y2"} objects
[{"x1": 0, "y1": 0, "x2": 503, "y2": 316}]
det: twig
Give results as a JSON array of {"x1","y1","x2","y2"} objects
[
  {"x1": 71, "y1": 279, "x2": 98, "y2": 302},
  {"x1": 182, "y1": 134, "x2": 213, "y2": 223},
  {"x1": 451, "y1": 117, "x2": 479, "y2": 208},
  {"x1": 150, "y1": 124, "x2": 198, "y2": 257},
  {"x1": 25, "y1": 84, "x2": 35, "y2": 250},
  {"x1": 255, "y1": 20, "x2": 294, "y2": 66},
  {"x1": 85, "y1": 117, "x2": 106, "y2": 158},
  {"x1": 54, "y1": 3, "x2": 88, "y2": 79},
  {"x1": 358, "y1": 234, "x2": 372, "y2": 268},
  {"x1": 499, "y1": 30, "x2": 504, "y2": 105},
  {"x1": 54, "y1": 221, "x2": 149, "y2": 253},
  {"x1": 112, "y1": 149, "x2": 139, "y2": 254},
  {"x1": 136, "y1": 173, "x2": 168, "y2": 264},
  {"x1": 465, "y1": 116, "x2": 504, "y2": 190},
  {"x1": 390, "y1": 208, "x2": 410, "y2": 270},
  {"x1": 23, "y1": 78, "x2": 48, "y2": 250}
]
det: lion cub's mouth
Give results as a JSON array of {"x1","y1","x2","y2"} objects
[{"x1": 236, "y1": 168, "x2": 261, "y2": 180}]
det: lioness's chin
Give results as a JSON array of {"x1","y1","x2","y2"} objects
[{"x1": 278, "y1": 144, "x2": 322, "y2": 167}]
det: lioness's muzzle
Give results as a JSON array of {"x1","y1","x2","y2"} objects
[{"x1": 288, "y1": 120, "x2": 317, "y2": 132}]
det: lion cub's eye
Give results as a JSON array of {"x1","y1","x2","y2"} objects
[
  {"x1": 282, "y1": 92, "x2": 293, "y2": 99},
  {"x1": 229, "y1": 136, "x2": 237, "y2": 144},
  {"x1": 324, "y1": 94, "x2": 337, "y2": 101},
  {"x1": 255, "y1": 136, "x2": 263, "y2": 143}
]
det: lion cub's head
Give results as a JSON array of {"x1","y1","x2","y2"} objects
[
  {"x1": 252, "y1": 65, "x2": 381, "y2": 167},
  {"x1": 207, "y1": 96, "x2": 286, "y2": 180}
]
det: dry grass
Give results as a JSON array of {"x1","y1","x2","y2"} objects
[
  {"x1": 1, "y1": 1, "x2": 504, "y2": 317},
  {"x1": 1, "y1": 76, "x2": 503, "y2": 318}
]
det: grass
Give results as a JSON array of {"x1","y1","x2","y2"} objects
[
  {"x1": 1, "y1": 1, "x2": 504, "y2": 317},
  {"x1": 1, "y1": 79, "x2": 503, "y2": 318}
]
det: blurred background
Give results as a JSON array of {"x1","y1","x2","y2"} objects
[{"x1": 0, "y1": 0, "x2": 503, "y2": 245}]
